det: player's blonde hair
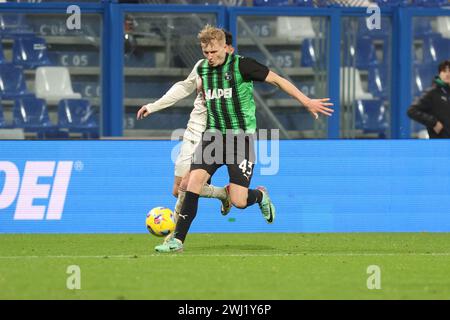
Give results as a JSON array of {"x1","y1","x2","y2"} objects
[{"x1": 197, "y1": 25, "x2": 225, "y2": 46}]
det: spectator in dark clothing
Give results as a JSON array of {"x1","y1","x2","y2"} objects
[{"x1": 408, "y1": 60, "x2": 450, "y2": 139}]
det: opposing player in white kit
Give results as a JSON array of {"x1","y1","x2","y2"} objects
[{"x1": 136, "y1": 31, "x2": 235, "y2": 225}]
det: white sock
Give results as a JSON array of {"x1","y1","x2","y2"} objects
[
  {"x1": 173, "y1": 190, "x2": 186, "y2": 223},
  {"x1": 200, "y1": 184, "x2": 227, "y2": 200}
]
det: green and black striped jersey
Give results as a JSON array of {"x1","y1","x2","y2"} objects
[{"x1": 197, "y1": 54, "x2": 269, "y2": 134}]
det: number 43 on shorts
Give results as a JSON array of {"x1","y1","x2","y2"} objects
[{"x1": 239, "y1": 159, "x2": 254, "y2": 180}]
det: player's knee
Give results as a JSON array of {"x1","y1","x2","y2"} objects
[
  {"x1": 172, "y1": 189, "x2": 179, "y2": 198},
  {"x1": 231, "y1": 198, "x2": 247, "y2": 209},
  {"x1": 187, "y1": 172, "x2": 206, "y2": 190}
]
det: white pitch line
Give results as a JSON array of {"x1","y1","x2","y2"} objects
[{"x1": 0, "y1": 252, "x2": 450, "y2": 259}]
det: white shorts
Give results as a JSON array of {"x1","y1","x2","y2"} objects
[{"x1": 174, "y1": 136, "x2": 201, "y2": 178}]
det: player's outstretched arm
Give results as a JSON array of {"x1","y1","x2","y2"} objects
[
  {"x1": 136, "y1": 79, "x2": 196, "y2": 120},
  {"x1": 137, "y1": 60, "x2": 202, "y2": 120},
  {"x1": 264, "y1": 71, "x2": 334, "y2": 119}
]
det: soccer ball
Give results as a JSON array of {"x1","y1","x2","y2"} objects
[{"x1": 145, "y1": 207, "x2": 176, "y2": 237}]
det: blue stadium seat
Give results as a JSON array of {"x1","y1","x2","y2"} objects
[
  {"x1": 413, "y1": 63, "x2": 436, "y2": 97},
  {"x1": 425, "y1": 35, "x2": 450, "y2": 65},
  {"x1": 355, "y1": 34, "x2": 390, "y2": 67},
  {"x1": 58, "y1": 99, "x2": 99, "y2": 138},
  {"x1": 0, "y1": 64, "x2": 33, "y2": 99},
  {"x1": 368, "y1": 64, "x2": 389, "y2": 99},
  {"x1": 301, "y1": 38, "x2": 327, "y2": 67},
  {"x1": 341, "y1": 35, "x2": 378, "y2": 69},
  {"x1": 301, "y1": 38, "x2": 315, "y2": 67},
  {"x1": 0, "y1": 14, "x2": 33, "y2": 37},
  {"x1": 12, "y1": 36, "x2": 52, "y2": 69},
  {"x1": 355, "y1": 99, "x2": 389, "y2": 138},
  {"x1": 253, "y1": 0, "x2": 290, "y2": 6},
  {"x1": 413, "y1": 17, "x2": 434, "y2": 38},
  {"x1": 355, "y1": 36, "x2": 378, "y2": 69},
  {"x1": 13, "y1": 97, "x2": 60, "y2": 138}
]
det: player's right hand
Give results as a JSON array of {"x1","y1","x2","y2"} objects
[
  {"x1": 137, "y1": 105, "x2": 151, "y2": 120},
  {"x1": 305, "y1": 98, "x2": 334, "y2": 118}
]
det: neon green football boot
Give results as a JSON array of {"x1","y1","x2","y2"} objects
[
  {"x1": 257, "y1": 186, "x2": 275, "y2": 224},
  {"x1": 155, "y1": 237, "x2": 183, "y2": 253}
]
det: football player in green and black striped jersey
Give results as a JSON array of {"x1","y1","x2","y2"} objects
[{"x1": 155, "y1": 25, "x2": 333, "y2": 253}]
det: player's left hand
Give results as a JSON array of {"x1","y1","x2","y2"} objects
[
  {"x1": 305, "y1": 98, "x2": 334, "y2": 119},
  {"x1": 136, "y1": 105, "x2": 151, "y2": 120}
]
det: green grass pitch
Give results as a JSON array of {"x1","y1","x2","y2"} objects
[{"x1": 1, "y1": 233, "x2": 450, "y2": 300}]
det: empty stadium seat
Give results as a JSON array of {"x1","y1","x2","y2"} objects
[
  {"x1": 276, "y1": 17, "x2": 316, "y2": 41},
  {"x1": 357, "y1": 36, "x2": 378, "y2": 69},
  {"x1": 13, "y1": 97, "x2": 59, "y2": 138},
  {"x1": 437, "y1": 16, "x2": 450, "y2": 39},
  {"x1": 413, "y1": 63, "x2": 436, "y2": 97},
  {"x1": 12, "y1": 36, "x2": 52, "y2": 69},
  {"x1": 0, "y1": 64, "x2": 33, "y2": 99},
  {"x1": 340, "y1": 67, "x2": 374, "y2": 105},
  {"x1": 420, "y1": 35, "x2": 450, "y2": 65},
  {"x1": 343, "y1": 36, "x2": 378, "y2": 69},
  {"x1": 413, "y1": 17, "x2": 434, "y2": 38},
  {"x1": 35, "y1": 66, "x2": 82, "y2": 104},
  {"x1": 300, "y1": 38, "x2": 316, "y2": 67},
  {"x1": 58, "y1": 99, "x2": 99, "y2": 138},
  {"x1": 300, "y1": 38, "x2": 327, "y2": 67},
  {"x1": 355, "y1": 99, "x2": 389, "y2": 137},
  {"x1": 368, "y1": 64, "x2": 389, "y2": 99},
  {"x1": 0, "y1": 14, "x2": 33, "y2": 37}
]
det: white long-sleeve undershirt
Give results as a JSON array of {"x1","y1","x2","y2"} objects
[{"x1": 144, "y1": 60, "x2": 206, "y2": 138}]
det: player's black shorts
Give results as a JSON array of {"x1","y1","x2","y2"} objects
[{"x1": 190, "y1": 131, "x2": 256, "y2": 188}]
